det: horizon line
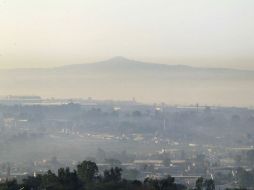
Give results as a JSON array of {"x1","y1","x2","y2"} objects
[{"x1": 1, "y1": 56, "x2": 254, "y2": 72}]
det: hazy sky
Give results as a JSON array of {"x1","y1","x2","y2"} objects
[{"x1": 0, "y1": 0, "x2": 254, "y2": 69}]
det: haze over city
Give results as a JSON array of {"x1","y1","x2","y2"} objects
[{"x1": 1, "y1": 1, "x2": 254, "y2": 189}]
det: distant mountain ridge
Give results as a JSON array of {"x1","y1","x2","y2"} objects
[
  {"x1": 0, "y1": 56, "x2": 253, "y2": 107},
  {"x1": 55, "y1": 56, "x2": 195, "y2": 73},
  {"x1": 0, "y1": 56, "x2": 253, "y2": 74},
  {"x1": 56, "y1": 56, "x2": 252, "y2": 73}
]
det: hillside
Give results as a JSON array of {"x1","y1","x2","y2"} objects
[{"x1": 0, "y1": 57, "x2": 253, "y2": 106}]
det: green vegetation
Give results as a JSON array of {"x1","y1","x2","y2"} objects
[
  {"x1": 0, "y1": 160, "x2": 213, "y2": 190},
  {"x1": 3, "y1": 159, "x2": 254, "y2": 190},
  {"x1": 194, "y1": 177, "x2": 215, "y2": 190}
]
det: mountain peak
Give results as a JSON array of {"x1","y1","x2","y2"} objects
[
  {"x1": 108, "y1": 56, "x2": 130, "y2": 61},
  {"x1": 105, "y1": 56, "x2": 134, "y2": 64}
]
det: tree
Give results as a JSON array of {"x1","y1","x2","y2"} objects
[
  {"x1": 195, "y1": 177, "x2": 215, "y2": 190},
  {"x1": 160, "y1": 176, "x2": 177, "y2": 190},
  {"x1": 103, "y1": 167, "x2": 122, "y2": 182},
  {"x1": 204, "y1": 179, "x2": 215, "y2": 190},
  {"x1": 58, "y1": 167, "x2": 81, "y2": 189},
  {"x1": 40, "y1": 170, "x2": 60, "y2": 189},
  {"x1": 144, "y1": 175, "x2": 176, "y2": 190},
  {"x1": 23, "y1": 176, "x2": 41, "y2": 189},
  {"x1": 195, "y1": 177, "x2": 204, "y2": 190},
  {"x1": 0, "y1": 180, "x2": 20, "y2": 190},
  {"x1": 77, "y1": 160, "x2": 98, "y2": 183}
]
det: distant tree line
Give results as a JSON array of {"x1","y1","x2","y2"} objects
[{"x1": 0, "y1": 160, "x2": 241, "y2": 190}]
